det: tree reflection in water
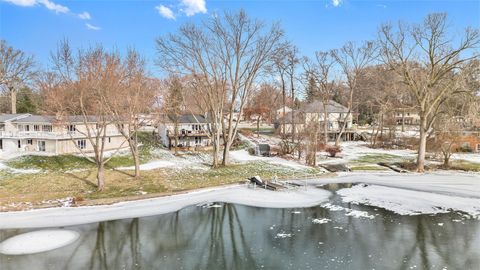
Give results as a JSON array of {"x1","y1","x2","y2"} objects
[{"x1": 0, "y1": 203, "x2": 479, "y2": 270}]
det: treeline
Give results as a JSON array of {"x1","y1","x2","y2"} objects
[{"x1": 1, "y1": 11, "x2": 479, "y2": 192}]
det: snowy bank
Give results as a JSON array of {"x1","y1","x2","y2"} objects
[{"x1": 0, "y1": 185, "x2": 331, "y2": 229}]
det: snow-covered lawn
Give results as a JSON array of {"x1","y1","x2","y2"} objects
[
  {"x1": 316, "y1": 141, "x2": 417, "y2": 164},
  {"x1": 229, "y1": 149, "x2": 311, "y2": 170}
]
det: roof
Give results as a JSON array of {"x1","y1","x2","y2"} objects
[
  {"x1": 13, "y1": 115, "x2": 56, "y2": 124},
  {"x1": 302, "y1": 100, "x2": 349, "y2": 114},
  {"x1": 167, "y1": 114, "x2": 209, "y2": 124},
  {"x1": 0, "y1": 114, "x2": 30, "y2": 122}
]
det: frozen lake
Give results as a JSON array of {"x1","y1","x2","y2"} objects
[{"x1": 1, "y1": 184, "x2": 479, "y2": 270}]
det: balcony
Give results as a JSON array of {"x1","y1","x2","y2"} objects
[{"x1": 0, "y1": 130, "x2": 122, "y2": 139}]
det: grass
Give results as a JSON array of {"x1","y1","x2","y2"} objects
[
  {"x1": 350, "y1": 165, "x2": 388, "y2": 171},
  {"x1": 353, "y1": 153, "x2": 407, "y2": 164},
  {"x1": 447, "y1": 160, "x2": 480, "y2": 172},
  {"x1": 0, "y1": 160, "x2": 324, "y2": 210}
]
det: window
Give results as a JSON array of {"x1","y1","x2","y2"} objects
[
  {"x1": 17, "y1": 140, "x2": 21, "y2": 149},
  {"x1": 38, "y1": 141, "x2": 46, "y2": 152},
  {"x1": 67, "y1": 125, "x2": 76, "y2": 132},
  {"x1": 195, "y1": 136, "x2": 201, "y2": 145},
  {"x1": 477, "y1": 144, "x2": 480, "y2": 151},
  {"x1": 25, "y1": 125, "x2": 30, "y2": 131},
  {"x1": 77, "y1": 139, "x2": 86, "y2": 149},
  {"x1": 0, "y1": 124, "x2": 4, "y2": 131},
  {"x1": 42, "y1": 125, "x2": 52, "y2": 132},
  {"x1": 0, "y1": 139, "x2": 3, "y2": 150},
  {"x1": 34, "y1": 125, "x2": 40, "y2": 131},
  {"x1": 108, "y1": 137, "x2": 111, "y2": 143},
  {"x1": 27, "y1": 139, "x2": 33, "y2": 145}
]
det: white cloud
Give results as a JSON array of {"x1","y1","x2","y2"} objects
[
  {"x1": 4, "y1": 0, "x2": 69, "y2": 13},
  {"x1": 155, "y1": 5, "x2": 175, "y2": 20},
  {"x1": 86, "y1": 23, "x2": 100, "y2": 31},
  {"x1": 39, "y1": 0, "x2": 69, "y2": 13},
  {"x1": 4, "y1": 0, "x2": 37, "y2": 6},
  {"x1": 78, "y1": 11, "x2": 91, "y2": 20},
  {"x1": 332, "y1": 0, "x2": 342, "y2": 7},
  {"x1": 181, "y1": 0, "x2": 206, "y2": 16}
]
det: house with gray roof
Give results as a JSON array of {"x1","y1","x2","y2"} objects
[
  {"x1": 158, "y1": 113, "x2": 211, "y2": 149},
  {"x1": 0, "y1": 114, "x2": 127, "y2": 155},
  {"x1": 276, "y1": 100, "x2": 356, "y2": 141}
]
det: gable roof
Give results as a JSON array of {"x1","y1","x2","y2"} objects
[{"x1": 302, "y1": 100, "x2": 349, "y2": 113}]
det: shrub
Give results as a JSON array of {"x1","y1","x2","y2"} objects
[{"x1": 326, "y1": 146, "x2": 341, "y2": 157}]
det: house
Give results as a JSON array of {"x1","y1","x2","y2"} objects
[
  {"x1": 275, "y1": 111, "x2": 305, "y2": 134},
  {"x1": 137, "y1": 113, "x2": 159, "y2": 132},
  {"x1": 0, "y1": 114, "x2": 127, "y2": 155},
  {"x1": 275, "y1": 100, "x2": 357, "y2": 141},
  {"x1": 275, "y1": 106, "x2": 292, "y2": 119},
  {"x1": 456, "y1": 133, "x2": 480, "y2": 153},
  {"x1": 394, "y1": 108, "x2": 420, "y2": 125},
  {"x1": 303, "y1": 100, "x2": 353, "y2": 130},
  {"x1": 158, "y1": 114, "x2": 211, "y2": 150}
]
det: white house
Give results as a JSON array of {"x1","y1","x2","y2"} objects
[
  {"x1": 0, "y1": 114, "x2": 127, "y2": 155},
  {"x1": 276, "y1": 100, "x2": 356, "y2": 141},
  {"x1": 158, "y1": 114, "x2": 211, "y2": 149}
]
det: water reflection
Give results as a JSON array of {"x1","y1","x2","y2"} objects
[{"x1": 1, "y1": 202, "x2": 479, "y2": 270}]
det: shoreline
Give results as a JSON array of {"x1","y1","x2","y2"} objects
[
  {"x1": 0, "y1": 184, "x2": 332, "y2": 229},
  {"x1": 1, "y1": 172, "x2": 479, "y2": 229}
]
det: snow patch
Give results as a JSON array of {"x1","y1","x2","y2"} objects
[{"x1": 0, "y1": 229, "x2": 79, "y2": 255}]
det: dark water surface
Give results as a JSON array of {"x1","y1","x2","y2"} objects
[{"x1": 1, "y1": 187, "x2": 479, "y2": 270}]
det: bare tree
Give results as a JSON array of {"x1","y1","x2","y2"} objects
[
  {"x1": 156, "y1": 10, "x2": 283, "y2": 166},
  {"x1": 106, "y1": 49, "x2": 155, "y2": 178},
  {"x1": 378, "y1": 13, "x2": 480, "y2": 172},
  {"x1": 42, "y1": 41, "x2": 128, "y2": 191},
  {"x1": 0, "y1": 40, "x2": 36, "y2": 114},
  {"x1": 163, "y1": 75, "x2": 185, "y2": 154},
  {"x1": 304, "y1": 51, "x2": 337, "y2": 147},
  {"x1": 332, "y1": 41, "x2": 377, "y2": 147}
]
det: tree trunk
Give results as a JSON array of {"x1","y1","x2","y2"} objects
[
  {"x1": 10, "y1": 87, "x2": 17, "y2": 114},
  {"x1": 256, "y1": 116, "x2": 261, "y2": 138},
  {"x1": 128, "y1": 137, "x2": 140, "y2": 178},
  {"x1": 222, "y1": 140, "x2": 231, "y2": 166},
  {"x1": 173, "y1": 121, "x2": 179, "y2": 155},
  {"x1": 417, "y1": 116, "x2": 427, "y2": 172},
  {"x1": 323, "y1": 102, "x2": 329, "y2": 145},
  {"x1": 97, "y1": 162, "x2": 105, "y2": 191},
  {"x1": 401, "y1": 111, "x2": 405, "y2": 132}
]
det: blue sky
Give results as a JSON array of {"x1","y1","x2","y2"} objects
[{"x1": 1, "y1": 0, "x2": 479, "y2": 75}]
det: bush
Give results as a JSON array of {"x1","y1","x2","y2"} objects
[{"x1": 326, "y1": 146, "x2": 341, "y2": 157}]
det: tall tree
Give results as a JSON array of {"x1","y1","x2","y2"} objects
[
  {"x1": 304, "y1": 51, "x2": 337, "y2": 147},
  {"x1": 106, "y1": 49, "x2": 155, "y2": 178},
  {"x1": 156, "y1": 10, "x2": 283, "y2": 166},
  {"x1": 163, "y1": 75, "x2": 185, "y2": 154},
  {"x1": 378, "y1": 13, "x2": 480, "y2": 172},
  {"x1": 332, "y1": 41, "x2": 377, "y2": 147},
  {"x1": 0, "y1": 40, "x2": 36, "y2": 114},
  {"x1": 42, "y1": 41, "x2": 128, "y2": 191}
]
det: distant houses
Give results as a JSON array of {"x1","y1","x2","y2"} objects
[
  {"x1": 158, "y1": 114, "x2": 211, "y2": 150},
  {"x1": 0, "y1": 114, "x2": 127, "y2": 155}
]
